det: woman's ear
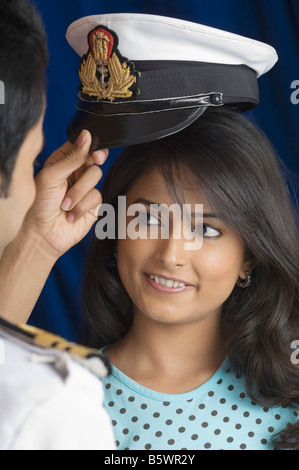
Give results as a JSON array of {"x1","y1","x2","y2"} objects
[{"x1": 239, "y1": 249, "x2": 258, "y2": 279}]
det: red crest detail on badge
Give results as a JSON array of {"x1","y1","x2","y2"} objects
[{"x1": 89, "y1": 27, "x2": 114, "y2": 63}]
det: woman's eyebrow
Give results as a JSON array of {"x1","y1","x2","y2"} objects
[
  {"x1": 132, "y1": 198, "x2": 218, "y2": 219},
  {"x1": 132, "y1": 197, "x2": 154, "y2": 207},
  {"x1": 201, "y1": 212, "x2": 218, "y2": 218}
]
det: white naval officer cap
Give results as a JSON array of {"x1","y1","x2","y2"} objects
[{"x1": 66, "y1": 13, "x2": 278, "y2": 151}]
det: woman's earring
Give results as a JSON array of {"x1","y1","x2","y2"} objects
[{"x1": 237, "y1": 271, "x2": 252, "y2": 288}]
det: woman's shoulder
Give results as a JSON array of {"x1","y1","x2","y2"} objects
[{"x1": 219, "y1": 361, "x2": 299, "y2": 429}]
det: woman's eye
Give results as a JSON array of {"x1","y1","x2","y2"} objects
[
  {"x1": 202, "y1": 224, "x2": 222, "y2": 238},
  {"x1": 138, "y1": 211, "x2": 161, "y2": 226},
  {"x1": 191, "y1": 223, "x2": 222, "y2": 239}
]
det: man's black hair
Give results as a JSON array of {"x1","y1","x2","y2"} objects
[{"x1": 0, "y1": 0, "x2": 48, "y2": 197}]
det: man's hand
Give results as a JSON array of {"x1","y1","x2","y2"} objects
[
  {"x1": 0, "y1": 130, "x2": 108, "y2": 324},
  {"x1": 23, "y1": 129, "x2": 108, "y2": 260}
]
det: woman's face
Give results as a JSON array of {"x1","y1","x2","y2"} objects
[{"x1": 117, "y1": 166, "x2": 251, "y2": 326}]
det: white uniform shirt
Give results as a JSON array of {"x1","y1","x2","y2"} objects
[{"x1": 0, "y1": 322, "x2": 116, "y2": 450}]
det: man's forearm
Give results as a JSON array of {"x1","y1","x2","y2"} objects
[{"x1": 0, "y1": 230, "x2": 57, "y2": 324}]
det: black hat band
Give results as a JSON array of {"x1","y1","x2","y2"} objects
[
  {"x1": 76, "y1": 92, "x2": 223, "y2": 116},
  {"x1": 79, "y1": 61, "x2": 259, "y2": 112}
]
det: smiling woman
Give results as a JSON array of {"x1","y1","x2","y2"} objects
[
  {"x1": 115, "y1": 165, "x2": 248, "y2": 332},
  {"x1": 82, "y1": 107, "x2": 299, "y2": 450}
]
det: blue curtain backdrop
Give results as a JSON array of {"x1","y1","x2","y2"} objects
[{"x1": 29, "y1": 0, "x2": 299, "y2": 342}]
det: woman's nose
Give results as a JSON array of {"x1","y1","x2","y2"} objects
[{"x1": 155, "y1": 228, "x2": 190, "y2": 269}]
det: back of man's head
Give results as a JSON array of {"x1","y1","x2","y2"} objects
[{"x1": 0, "y1": 0, "x2": 48, "y2": 197}]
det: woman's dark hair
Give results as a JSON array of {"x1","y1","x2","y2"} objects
[
  {"x1": 0, "y1": 0, "x2": 48, "y2": 197},
  {"x1": 82, "y1": 107, "x2": 299, "y2": 449}
]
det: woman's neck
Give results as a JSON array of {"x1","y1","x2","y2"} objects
[{"x1": 105, "y1": 311, "x2": 228, "y2": 394}]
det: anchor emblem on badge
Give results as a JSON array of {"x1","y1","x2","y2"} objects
[{"x1": 79, "y1": 26, "x2": 140, "y2": 102}]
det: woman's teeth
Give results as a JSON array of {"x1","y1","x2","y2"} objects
[{"x1": 149, "y1": 274, "x2": 185, "y2": 288}]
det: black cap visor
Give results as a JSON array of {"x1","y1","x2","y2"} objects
[{"x1": 68, "y1": 105, "x2": 208, "y2": 151}]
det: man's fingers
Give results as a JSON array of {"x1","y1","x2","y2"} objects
[
  {"x1": 92, "y1": 148, "x2": 109, "y2": 166},
  {"x1": 43, "y1": 141, "x2": 74, "y2": 167},
  {"x1": 43, "y1": 131, "x2": 109, "y2": 188},
  {"x1": 61, "y1": 164, "x2": 103, "y2": 212},
  {"x1": 43, "y1": 130, "x2": 93, "y2": 183},
  {"x1": 65, "y1": 189, "x2": 102, "y2": 224},
  {"x1": 70, "y1": 148, "x2": 109, "y2": 185}
]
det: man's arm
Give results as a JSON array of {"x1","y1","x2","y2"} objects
[
  {"x1": 0, "y1": 230, "x2": 57, "y2": 324},
  {"x1": 0, "y1": 130, "x2": 108, "y2": 324}
]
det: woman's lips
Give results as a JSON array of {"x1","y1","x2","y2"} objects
[{"x1": 144, "y1": 273, "x2": 195, "y2": 294}]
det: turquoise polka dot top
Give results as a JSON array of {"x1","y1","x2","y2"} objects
[{"x1": 100, "y1": 353, "x2": 298, "y2": 450}]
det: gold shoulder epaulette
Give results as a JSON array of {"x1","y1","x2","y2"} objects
[{"x1": 0, "y1": 318, "x2": 110, "y2": 378}]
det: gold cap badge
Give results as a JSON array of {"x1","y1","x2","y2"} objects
[{"x1": 79, "y1": 25, "x2": 139, "y2": 102}]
